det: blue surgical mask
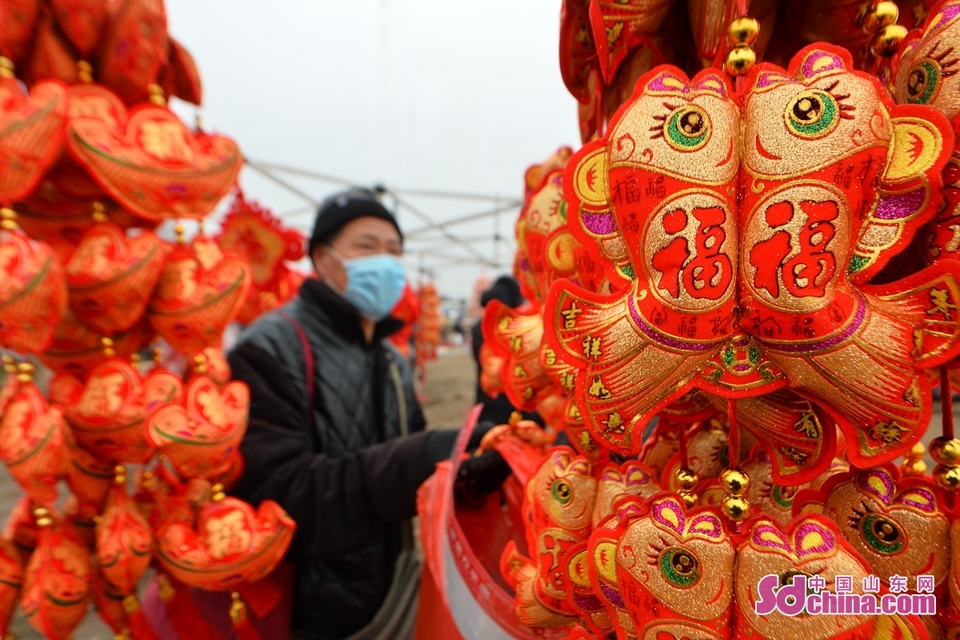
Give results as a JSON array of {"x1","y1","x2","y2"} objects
[{"x1": 325, "y1": 248, "x2": 406, "y2": 321}]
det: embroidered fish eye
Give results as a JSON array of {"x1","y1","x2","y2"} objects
[
  {"x1": 861, "y1": 514, "x2": 904, "y2": 554},
  {"x1": 771, "y1": 484, "x2": 797, "y2": 509},
  {"x1": 663, "y1": 105, "x2": 711, "y2": 151},
  {"x1": 711, "y1": 441, "x2": 730, "y2": 468},
  {"x1": 551, "y1": 479, "x2": 574, "y2": 505},
  {"x1": 905, "y1": 42, "x2": 959, "y2": 105},
  {"x1": 906, "y1": 60, "x2": 941, "y2": 104},
  {"x1": 785, "y1": 89, "x2": 840, "y2": 138},
  {"x1": 658, "y1": 546, "x2": 701, "y2": 587}
]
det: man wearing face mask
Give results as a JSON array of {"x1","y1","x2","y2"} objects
[{"x1": 224, "y1": 188, "x2": 513, "y2": 640}]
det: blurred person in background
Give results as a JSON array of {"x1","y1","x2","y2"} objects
[{"x1": 217, "y1": 189, "x2": 514, "y2": 640}]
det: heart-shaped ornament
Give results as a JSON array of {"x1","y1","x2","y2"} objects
[
  {"x1": 0, "y1": 222, "x2": 68, "y2": 354},
  {"x1": 66, "y1": 222, "x2": 165, "y2": 335},
  {"x1": 0, "y1": 76, "x2": 67, "y2": 202},
  {"x1": 0, "y1": 380, "x2": 65, "y2": 507},
  {"x1": 145, "y1": 375, "x2": 249, "y2": 480},
  {"x1": 154, "y1": 495, "x2": 294, "y2": 590},
  {"x1": 62, "y1": 358, "x2": 156, "y2": 463},
  {"x1": 147, "y1": 236, "x2": 251, "y2": 352},
  {"x1": 66, "y1": 104, "x2": 242, "y2": 220}
]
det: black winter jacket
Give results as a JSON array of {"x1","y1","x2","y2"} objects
[{"x1": 228, "y1": 279, "x2": 435, "y2": 639}]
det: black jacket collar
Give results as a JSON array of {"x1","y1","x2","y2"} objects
[{"x1": 299, "y1": 278, "x2": 405, "y2": 345}]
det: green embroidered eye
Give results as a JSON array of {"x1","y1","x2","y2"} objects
[
  {"x1": 862, "y1": 515, "x2": 904, "y2": 554},
  {"x1": 658, "y1": 547, "x2": 701, "y2": 587},
  {"x1": 785, "y1": 90, "x2": 839, "y2": 138},
  {"x1": 906, "y1": 60, "x2": 941, "y2": 105},
  {"x1": 772, "y1": 484, "x2": 796, "y2": 509},
  {"x1": 665, "y1": 105, "x2": 711, "y2": 151},
  {"x1": 551, "y1": 480, "x2": 573, "y2": 505}
]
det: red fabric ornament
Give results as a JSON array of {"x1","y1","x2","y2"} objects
[
  {"x1": 1, "y1": 496, "x2": 43, "y2": 563},
  {"x1": 147, "y1": 235, "x2": 252, "y2": 352},
  {"x1": 500, "y1": 447, "x2": 597, "y2": 631},
  {"x1": 0, "y1": 537, "x2": 22, "y2": 636},
  {"x1": 734, "y1": 514, "x2": 877, "y2": 639},
  {"x1": 482, "y1": 301, "x2": 555, "y2": 412},
  {"x1": 96, "y1": 480, "x2": 152, "y2": 594},
  {"x1": 23, "y1": 8, "x2": 79, "y2": 86},
  {"x1": 0, "y1": 76, "x2": 67, "y2": 203},
  {"x1": 0, "y1": 375, "x2": 65, "y2": 506},
  {"x1": 61, "y1": 357, "x2": 178, "y2": 463},
  {"x1": 61, "y1": 421, "x2": 114, "y2": 513},
  {"x1": 389, "y1": 284, "x2": 420, "y2": 357},
  {"x1": 0, "y1": 220, "x2": 68, "y2": 353},
  {"x1": 65, "y1": 222, "x2": 165, "y2": 335},
  {"x1": 49, "y1": 0, "x2": 108, "y2": 61},
  {"x1": 154, "y1": 492, "x2": 295, "y2": 591},
  {"x1": 66, "y1": 104, "x2": 242, "y2": 221},
  {"x1": 145, "y1": 374, "x2": 249, "y2": 481},
  {"x1": 158, "y1": 37, "x2": 202, "y2": 105},
  {"x1": 550, "y1": 46, "x2": 960, "y2": 481},
  {"x1": 0, "y1": 0, "x2": 39, "y2": 68},
  {"x1": 95, "y1": 0, "x2": 168, "y2": 105},
  {"x1": 20, "y1": 520, "x2": 93, "y2": 640},
  {"x1": 588, "y1": 0, "x2": 671, "y2": 85},
  {"x1": 217, "y1": 190, "x2": 305, "y2": 325},
  {"x1": 38, "y1": 312, "x2": 152, "y2": 379}
]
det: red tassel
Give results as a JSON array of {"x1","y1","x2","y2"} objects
[
  {"x1": 123, "y1": 595, "x2": 163, "y2": 640},
  {"x1": 727, "y1": 398, "x2": 740, "y2": 469},
  {"x1": 161, "y1": 575, "x2": 221, "y2": 640},
  {"x1": 230, "y1": 592, "x2": 263, "y2": 640},
  {"x1": 236, "y1": 575, "x2": 283, "y2": 619}
]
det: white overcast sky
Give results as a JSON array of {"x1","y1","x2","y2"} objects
[{"x1": 164, "y1": 0, "x2": 580, "y2": 301}]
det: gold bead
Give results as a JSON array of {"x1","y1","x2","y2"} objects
[
  {"x1": 0, "y1": 207, "x2": 17, "y2": 230},
  {"x1": 725, "y1": 46, "x2": 757, "y2": 76},
  {"x1": 675, "y1": 468, "x2": 699, "y2": 491},
  {"x1": 211, "y1": 483, "x2": 225, "y2": 502},
  {"x1": 933, "y1": 464, "x2": 960, "y2": 491},
  {"x1": 727, "y1": 17, "x2": 760, "y2": 46},
  {"x1": 930, "y1": 437, "x2": 960, "y2": 465},
  {"x1": 77, "y1": 60, "x2": 93, "y2": 83},
  {"x1": 0, "y1": 56, "x2": 14, "y2": 79},
  {"x1": 92, "y1": 201, "x2": 108, "y2": 223},
  {"x1": 122, "y1": 594, "x2": 140, "y2": 613},
  {"x1": 863, "y1": 1, "x2": 900, "y2": 33},
  {"x1": 16, "y1": 362, "x2": 34, "y2": 383},
  {"x1": 229, "y1": 591, "x2": 247, "y2": 624},
  {"x1": 871, "y1": 24, "x2": 908, "y2": 57},
  {"x1": 903, "y1": 459, "x2": 927, "y2": 477},
  {"x1": 679, "y1": 490, "x2": 698, "y2": 509},
  {"x1": 721, "y1": 495, "x2": 751, "y2": 522},
  {"x1": 720, "y1": 468, "x2": 750, "y2": 496},
  {"x1": 33, "y1": 506, "x2": 53, "y2": 528},
  {"x1": 908, "y1": 442, "x2": 926, "y2": 459},
  {"x1": 157, "y1": 574, "x2": 176, "y2": 601},
  {"x1": 147, "y1": 83, "x2": 166, "y2": 106}
]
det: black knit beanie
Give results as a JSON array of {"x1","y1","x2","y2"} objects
[{"x1": 308, "y1": 188, "x2": 402, "y2": 254}]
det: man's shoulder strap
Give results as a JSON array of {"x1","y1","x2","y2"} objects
[{"x1": 277, "y1": 311, "x2": 316, "y2": 432}]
